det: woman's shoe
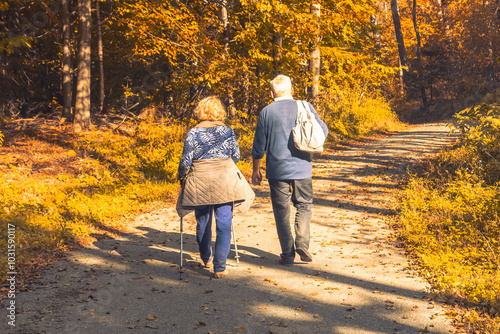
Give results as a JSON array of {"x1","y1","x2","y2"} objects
[
  {"x1": 213, "y1": 270, "x2": 228, "y2": 279},
  {"x1": 202, "y1": 258, "x2": 213, "y2": 268}
]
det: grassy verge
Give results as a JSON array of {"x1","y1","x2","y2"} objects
[{"x1": 396, "y1": 90, "x2": 500, "y2": 333}]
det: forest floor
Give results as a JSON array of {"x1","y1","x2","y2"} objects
[{"x1": 1, "y1": 122, "x2": 462, "y2": 334}]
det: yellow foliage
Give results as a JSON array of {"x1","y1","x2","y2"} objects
[
  {"x1": 322, "y1": 86, "x2": 401, "y2": 140},
  {"x1": 397, "y1": 135, "x2": 500, "y2": 328}
]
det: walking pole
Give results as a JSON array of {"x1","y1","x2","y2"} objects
[
  {"x1": 232, "y1": 222, "x2": 240, "y2": 264},
  {"x1": 179, "y1": 216, "x2": 184, "y2": 280}
]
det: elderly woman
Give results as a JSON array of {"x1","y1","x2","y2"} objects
[{"x1": 177, "y1": 96, "x2": 253, "y2": 279}]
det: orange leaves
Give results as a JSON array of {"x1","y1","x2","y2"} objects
[
  {"x1": 116, "y1": 0, "x2": 216, "y2": 62},
  {"x1": 264, "y1": 277, "x2": 278, "y2": 285}
]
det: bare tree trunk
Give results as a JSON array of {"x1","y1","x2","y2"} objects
[
  {"x1": 485, "y1": 0, "x2": 499, "y2": 90},
  {"x1": 391, "y1": 0, "x2": 409, "y2": 93},
  {"x1": 62, "y1": 0, "x2": 72, "y2": 119},
  {"x1": 272, "y1": 31, "x2": 282, "y2": 77},
  {"x1": 242, "y1": 71, "x2": 249, "y2": 114},
  {"x1": 309, "y1": 2, "x2": 321, "y2": 106},
  {"x1": 412, "y1": 0, "x2": 429, "y2": 111},
  {"x1": 370, "y1": 15, "x2": 381, "y2": 49},
  {"x1": 74, "y1": 0, "x2": 92, "y2": 132},
  {"x1": 96, "y1": 0, "x2": 105, "y2": 113},
  {"x1": 437, "y1": 0, "x2": 450, "y2": 35},
  {"x1": 221, "y1": 0, "x2": 235, "y2": 117}
]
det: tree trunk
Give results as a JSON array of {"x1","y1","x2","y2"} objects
[
  {"x1": 96, "y1": 0, "x2": 105, "y2": 113},
  {"x1": 437, "y1": 0, "x2": 450, "y2": 35},
  {"x1": 370, "y1": 14, "x2": 381, "y2": 49},
  {"x1": 272, "y1": 31, "x2": 282, "y2": 77},
  {"x1": 242, "y1": 71, "x2": 249, "y2": 115},
  {"x1": 74, "y1": 0, "x2": 92, "y2": 132},
  {"x1": 412, "y1": 0, "x2": 429, "y2": 111},
  {"x1": 309, "y1": 2, "x2": 321, "y2": 106},
  {"x1": 390, "y1": 0, "x2": 408, "y2": 93},
  {"x1": 62, "y1": 0, "x2": 72, "y2": 119},
  {"x1": 221, "y1": 0, "x2": 235, "y2": 117},
  {"x1": 485, "y1": 0, "x2": 499, "y2": 90}
]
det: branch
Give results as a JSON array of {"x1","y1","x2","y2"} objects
[{"x1": 108, "y1": 12, "x2": 205, "y2": 49}]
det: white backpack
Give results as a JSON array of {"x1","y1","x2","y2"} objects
[{"x1": 292, "y1": 100, "x2": 326, "y2": 153}]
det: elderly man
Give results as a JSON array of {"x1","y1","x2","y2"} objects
[{"x1": 251, "y1": 75, "x2": 328, "y2": 265}]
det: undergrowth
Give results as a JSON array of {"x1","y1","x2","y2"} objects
[
  {"x1": 397, "y1": 89, "x2": 500, "y2": 333},
  {"x1": 322, "y1": 86, "x2": 401, "y2": 139}
]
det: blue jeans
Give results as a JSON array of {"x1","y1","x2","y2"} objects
[
  {"x1": 194, "y1": 203, "x2": 233, "y2": 272},
  {"x1": 269, "y1": 178, "x2": 313, "y2": 264}
]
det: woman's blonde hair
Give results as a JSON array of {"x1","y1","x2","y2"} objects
[{"x1": 193, "y1": 96, "x2": 226, "y2": 121}]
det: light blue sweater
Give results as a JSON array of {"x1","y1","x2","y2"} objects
[{"x1": 251, "y1": 98, "x2": 328, "y2": 180}]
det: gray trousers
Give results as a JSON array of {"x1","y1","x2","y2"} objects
[{"x1": 269, "y1": 178, "x2": 313, "y2": 264}]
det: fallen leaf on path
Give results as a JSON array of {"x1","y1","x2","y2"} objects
[
  {"x1": 264, "y1": 278, "x2": 277, "y2": 284},
  {"x1": 278, "y1": 321, "x2": 288, "y2": 327}
]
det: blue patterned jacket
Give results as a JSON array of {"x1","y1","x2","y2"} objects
[{"x1": 178, "y1": 125, "x2": 240, "y2": 180}]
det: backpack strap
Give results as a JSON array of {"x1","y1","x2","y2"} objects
[{"x1": 300, "y1": 100, "x2": 311, "y2": 113}]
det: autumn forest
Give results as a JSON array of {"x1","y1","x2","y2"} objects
[{"x1": 2, "y1": 0, "x2": 498, "y2": 127}]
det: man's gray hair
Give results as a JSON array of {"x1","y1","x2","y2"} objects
[{"x1": 270, "y1": 75, "x2": 292, "y2": 97}]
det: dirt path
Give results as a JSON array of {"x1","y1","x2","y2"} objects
[{"x1": 2, "y1": 123, "x2": 459, "y2": 334}]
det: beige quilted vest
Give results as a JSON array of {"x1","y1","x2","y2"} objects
[{"x1": 176, "y1": 158, "x2": 255, "y2": 217}]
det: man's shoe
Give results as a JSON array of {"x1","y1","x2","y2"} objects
[
  {"x1": 278, "y1": 259, "x2": 294, "y2": 266},
  {"x1": 296, "y1": 248, "x2": 313, "y2": 262}
]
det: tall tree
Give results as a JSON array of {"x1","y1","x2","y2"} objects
[
  {"x1": 484, "y1": 0, "x2": 499, "y2": 90},
  {"x1": 437, "y1": 0, "x2": 450, "y2": 36},
  {"x1": 96, "y1": 0, "x2": 105, "y2": 113},
  {"x1": 62, "y1": 0, "x2": 72, "y2": 118},
  {"x1": 309, "y1": 1, "x2": 321, "y2": 105},
  {"x1": 272, "y1": 29, "x2": 282, "y2": 77},
  {"x1": 74, "y1": 0, "x2": 92, "y2": 132},
  {"x1": 220, "y1": 0, "x2": 235, "y2": 116},
  {"x1": 412, "y1": 0, "x2": 429, "y2": 110},
  {"x1": 391, "y1": 0, "x2": 409, "y2": 94}
]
